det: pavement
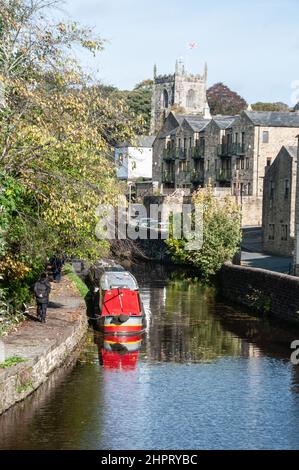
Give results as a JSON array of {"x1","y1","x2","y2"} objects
[
  {"x1": 241, "y1": 227, "x2": 293, "y2": 274},
  {"x1": 0, "y1": 276, "x2": 84, "y2": 364}
]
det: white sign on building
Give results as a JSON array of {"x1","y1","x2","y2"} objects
[{"x1": 115, "y1": 136, "x2": 155, "y2": 181}]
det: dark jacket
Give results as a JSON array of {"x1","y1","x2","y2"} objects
[{"x1": 34, "y1": 280, "x2": 51, "y2": 304}]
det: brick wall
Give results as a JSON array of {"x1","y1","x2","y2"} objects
[{"x1": 220, "y1": 262, "x2": 299, "y2": 325}]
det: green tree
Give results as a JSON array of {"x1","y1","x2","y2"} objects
[
  {"x1": 165, "y1": 187, "x2": 242, "y2": 281},
  {"x1": 251, "y1": 102, "x2": 289, "y2": 112},
  {"x1": 126, "y1": 80, "x2": 153, "y2": 133}
]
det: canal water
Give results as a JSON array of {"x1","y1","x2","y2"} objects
[{"x1": 0, "y1": 264, "x2": 299, "y2": 450}]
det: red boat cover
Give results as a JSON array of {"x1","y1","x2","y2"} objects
[{"x1": 102, "y1": 288, "x2": 141, "y2": 316}]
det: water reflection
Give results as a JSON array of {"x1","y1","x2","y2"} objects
[
  {"x1": 1, "y1": 264, "x2": 299, "y2": 449},
  {"x1": 95, "y1": 333, "x2": 142, "y2": 371}
]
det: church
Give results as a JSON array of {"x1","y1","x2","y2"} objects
[{"x1": 150, "y1": 59, "x2": 211, "y2": 134}]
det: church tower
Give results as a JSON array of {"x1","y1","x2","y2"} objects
[{"x1": 150, "y1": 59, "x2": 210, "y2": 134}]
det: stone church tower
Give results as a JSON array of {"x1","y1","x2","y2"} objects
[{"x1": 150, "y1": 59, "x2": 211, "y2": 134}]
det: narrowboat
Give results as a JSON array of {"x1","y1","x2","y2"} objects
[
  {"x1": 99, "y1": 334, "x2": 142, "y2": 370},
  {"x1": 88, "y1": 261, "x2": 146, "y2": 335}
]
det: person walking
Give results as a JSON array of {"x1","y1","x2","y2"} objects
[
  {"x1": 50, "y1": 255, "x2": 64, "y2": 282},
  {"x1": 34, "y1": 273, "x2": 51, "y2": 323}
]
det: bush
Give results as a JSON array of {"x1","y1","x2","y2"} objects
[{"x1": 165, "y1": 186, "x2": 242, "y2": 281}]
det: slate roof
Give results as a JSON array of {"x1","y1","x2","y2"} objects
[
  {"x1": 244, "y1": 111, "x2": 299, "y2": 128},
  {"x1": 136, "y1": 135, "x2": 156, "y2": 147},
  {"x1": 184, "y1": 117, "x2": 211, "y2": 132},
  {"x1": 116, "y1": 135, "x2": 156, "y2": 148},
  {"x1": 284, "y1": 145, "x2": 298, "y2": 158},
  {"x1": 212, "y1": 116, "x2": 237, "y2": 129}
]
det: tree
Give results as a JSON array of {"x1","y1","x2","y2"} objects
[
  {"x1": 207, "y1": 82, "x2": 247, "y2": 116},
  {"x1": 165, "y1": 187, "x2": 242, "y2": 281},
  {"x1": 252, "y1": 102, "x2": 289, "y2": 112},
  {"x1": 96, "y1": 80, "x2": 153, "y2": 134},
  {"x1": 0, "y1": 0, "x2": 140, "y2": 311},
  {"x1": 126, "y1": 80, "x2": 153, "y2": 133}
]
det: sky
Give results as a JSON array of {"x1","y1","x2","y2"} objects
[{"x1": 53, "y1": 0, "x2": 299, "y2": 105}]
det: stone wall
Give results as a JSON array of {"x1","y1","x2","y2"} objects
[
  {"x1": 0, "y1": 279, "x2": 88, "y2": 415},
  {"x1": 220, "y1": 262, "x2": 299, "y2": 325}
]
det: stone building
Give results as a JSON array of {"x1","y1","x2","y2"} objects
[
  {"x1": 152, "y1": 110, "x2": 299, "y2": 226},
  {"x1": 150, "y1": 59, "x2": 211, "y2": 134},
  {"x1": 293, "y1": 136, "x2": 299, "y2": 275},
  {"x1": 152, "y1": 112, "x2": 210, "y2": 194},
  {"x1": 229, "y1": 111, "x2": 299, "y2": 200},
  {"x1": 262, "y1": 146, "x2": 297, "y2": 256}
]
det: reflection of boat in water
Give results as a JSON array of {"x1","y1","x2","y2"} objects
[
  {"x1": 88, "y1": 260, "x2": 146, "y2": 336},
  {"x1": 98, "y1": 334, "x2": 142, "y2": 371}
]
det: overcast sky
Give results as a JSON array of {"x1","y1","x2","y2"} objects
[{"x1": 54, "y1": 0, "x2": 299, "y2": 105}]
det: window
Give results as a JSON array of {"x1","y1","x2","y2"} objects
[
  {"x1": 281, "y1": 224, "x2": 288, "y2": 241},
  {"x1": 245, "y1": 158, "x2": 249, "y2": 169},
  {"x1": 269, "y1": 224, "x2": 275, "y2": 241},
  {"x1": 270, "y1": 181, "x2": 275, "y2": 200},
  {"x1": 241, "y1": 132, "x2": 245, "y2": 153},
  {"x1": 262, "y1": 130, "x2": 269, "y2": 143},
  {"x1": 186, "y1": 89, "x2": 195, "y2": 108},
  {"x1": 235, "y1": 132, "x2": 239, "y2": 143},
  {"x1": 266, "y1": 158, "x2": 272, "y2": 167},
  {"x1": 241, "y1": 158, "x2": 245, "y2": 170},
  {"x1": 163, "y1": 89, "x2": 169, "y2": 108},
  {"x1": 247, "y1": 182, "x2": 251, "y2": 195},
  {"x1": 285, "y1": 179, "x2": 290, "y2": 199},
  {"x1": 179, "y1": 161, "x2": 188, "y2": 172},
  {"x1": 207, "y1": 160, "x2": 210, "y2": 171},
  {"x1": 236, "y1": 158, "x2": 240, "y2": 170}
]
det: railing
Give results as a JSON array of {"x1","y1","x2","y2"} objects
[
  {"x1": 162, "y1": 148, "x2": 176, "y2": 161},
  {"x1": 216, "y1": 169, "x2": 232, "y2": 182},
  {"x1": 191, "y1": 170, "x2": 204, "y2": 184},
  {"x1": 162, "y1": 171, "x2": 175, "y2": 184},
  {"x1": 162, "y1": 146, "x2": 204, "y2": 161},
  {"x1": 162, "y1": 148, "x2": 186, "y2": 160},
  {"x1": 218, "y1": 143, "x2": 245, "y2": 157},
  {"x1": 191, "y1": 145, "x2": 205, "y2": 159}
]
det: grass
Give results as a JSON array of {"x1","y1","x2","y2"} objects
[
  {"x1": 0, "y1": 356, "x2": 26, "y2": 369},
  {"x1": 63, "y1": 263, "x2": 89, "y2": 298}
]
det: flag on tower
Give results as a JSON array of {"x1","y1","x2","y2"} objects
[{"x1": 188, "y1": 42, "x2": 198, "y2": 49}]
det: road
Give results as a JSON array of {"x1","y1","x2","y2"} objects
[{"x1": 241, "y1": 227, "x2": 293, "y2": 274}]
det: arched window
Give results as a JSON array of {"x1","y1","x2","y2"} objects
[
  {"x1": 162, "y1": 89, "x2": 169, "y2": 108},
  {"x1": 186, "y1": 89, "x2": 195, "y2": 108}
]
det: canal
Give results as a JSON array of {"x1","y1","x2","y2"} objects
[{"x1": 0, "y1": 264, "x2": 299, "y2": 450}]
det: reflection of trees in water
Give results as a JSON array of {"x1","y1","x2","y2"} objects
[
  {"x1": 0, "y1": 335, "x2": 102, "y2": 450},
  {"x1": 146, "y1": 280, "x2": 243, "y2": 363}
]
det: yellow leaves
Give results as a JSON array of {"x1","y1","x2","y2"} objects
[{"x1": 0, "y1": 255, "x2": 31, "y2": 280}]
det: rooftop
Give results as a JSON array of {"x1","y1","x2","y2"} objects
[
  {"x1": 116, "y1": 135, "x2": 156, "y2": 148},
  {"x1": 284, "y1": 145, "x2": 298, "y2": 158},
  {"x1": 212, "y1": 116, "x2": 237, "y2": 129},
  {"x1": 245, "y1": 111, "x2": 299, "y2": 128}
]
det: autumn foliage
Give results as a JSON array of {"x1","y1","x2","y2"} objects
[{"x1": 0, "y1": 0, "x2": 140, "y2": 313}]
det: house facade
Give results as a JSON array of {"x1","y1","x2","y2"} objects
[
  {"x1": 262, "y1": 146, "x2": 297, "y2": 256},
  {"x1": 152, "y1": 110, "x2": 299, "y2": 226}
]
